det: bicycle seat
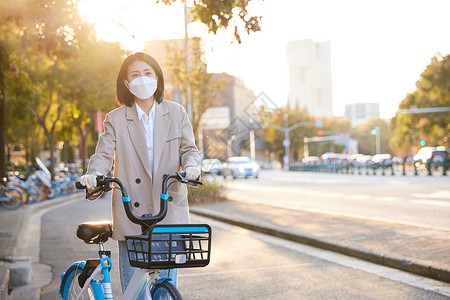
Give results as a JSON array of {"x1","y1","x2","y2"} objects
[{"x1": 77, "y1": 221, "x2": 112, "y2": 244}]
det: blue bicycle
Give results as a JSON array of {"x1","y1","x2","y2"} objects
[
  {"x1": 0, "y1": 177, "x2": 25, "y2": 210},
  {"x1": 59, "y1": 173, "x2": 212, "y2": 299}
]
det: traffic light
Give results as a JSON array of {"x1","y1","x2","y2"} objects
[
  {"x1": 371, "y1": 128, "x2": 377, "y2": 135},
  {"x1": 420, "y1": 140, "x2": 426, "y2": 146},
  {"x1": 364, "y1": 126, "x2": 370, "y2": 134},
  {"x1": 317, "y1": 130, "x2": 324, "y2": 136}
]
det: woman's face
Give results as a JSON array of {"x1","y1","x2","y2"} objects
[{"x1": 124, "y1": 59, "x2": 157, "y2": 86}]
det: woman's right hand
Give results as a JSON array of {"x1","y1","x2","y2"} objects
[{"x1": 79, "y1": 171, "x2": 102, "y2": 190}]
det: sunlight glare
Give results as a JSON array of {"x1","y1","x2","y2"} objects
[{"x1": 78, "y1": 0, "x2": 186, "y2": 51}]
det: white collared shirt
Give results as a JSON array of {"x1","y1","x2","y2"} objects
[{"x1": 136, "y1": 102, "x2": 156, "y2": 174}]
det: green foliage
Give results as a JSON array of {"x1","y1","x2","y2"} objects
[
  {"x1": 164, "y1": 39, "x2": 224, "y2": 144},
  {"x1": 390, "y1": 53, "x2": 450, "y2": 155},
  {"x1": 159, "y1": 0, "x2": 262, "y2": 43},
  {"x1": 258, "y1": 107, "x2": 316, "y2": 161},
  {"x1": 0, "y1": 0, "x2": 125, "y2": 173}
]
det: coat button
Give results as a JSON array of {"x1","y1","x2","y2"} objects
[
  {"x1": 134, "y1": 202, "x2": 140, "y2": 208},
  {"x1": 135, "y1": 178, "x2": 141, "y2": 184}
]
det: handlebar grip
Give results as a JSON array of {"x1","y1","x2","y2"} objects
[
  {"x1": 75, "y1": 176, "x2": 106, "y2": 190},
  {"x1": 75, "y1": 181, "x2": 86, "y2": 189}
]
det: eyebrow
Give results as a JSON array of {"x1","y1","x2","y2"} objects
[{"x1": 129, "y1": 68, "x2": 153, "y2": 75}]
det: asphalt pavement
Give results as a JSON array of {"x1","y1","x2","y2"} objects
[{"x1": 1, "y1": 190, "x2": 449, "y2": 299}]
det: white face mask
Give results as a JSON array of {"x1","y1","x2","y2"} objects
[{"x1": 126, "y1": 76, "x2": 157, "y2": 100}]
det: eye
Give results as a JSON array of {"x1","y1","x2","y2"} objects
[{"x1": 145, "y1": 71, "x2": 153, "y2": 76}]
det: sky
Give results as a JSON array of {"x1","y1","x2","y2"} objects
[{"x1": 78, "y1": 0, "x2": 450, "y2": 119}]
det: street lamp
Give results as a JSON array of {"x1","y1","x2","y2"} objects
[{"x1": 267, "y1": 115, "x2": 321, "y2": 171}]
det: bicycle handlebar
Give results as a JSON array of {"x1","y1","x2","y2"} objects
[{"x1": 75, "y1": 172, "x2": 203, "y2": 231}]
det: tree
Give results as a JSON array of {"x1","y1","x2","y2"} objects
[
  {"x1": 58, "y1": 39, "x2": 124, "y2": 170},
  {"x1": 0, "y1": 0, "x2": 125, "y2": 177},
  {"x1": 390, "y1": 53, "x2": 450, "y2": 155},
  {"x1": 164, "y1": 38, "x2": 224, "y2": 144},
  {"x1": 160, "y1": 0, "x2": 262, "y2": 43},
  {"x1": 258, "y1": 107, "x2": 317, "y2": 162},
  {"x1": 353, "y1": 118, "x2": 392, "y2": 155}
]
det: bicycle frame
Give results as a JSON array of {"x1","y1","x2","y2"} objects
[
  {"x1": 69, "y1": 240, "x2": 170, "y2": 300},
  {"x1": 62, "y1": 173, "x2": 208, "y2": 300}
]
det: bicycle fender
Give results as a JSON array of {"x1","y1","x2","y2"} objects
[
  {"x1": 59, "y1": 261, "x2": 85, "y2": 295},
  {"x1": 150, "y1": 277, "x2": 172, "y2": 294}
]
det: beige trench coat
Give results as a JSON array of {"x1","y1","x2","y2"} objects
[{"x1": 86, "y1": 100, "x2": 201, "y2": 240}]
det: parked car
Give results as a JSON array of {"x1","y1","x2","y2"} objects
[
  {"x1": 201, "y1": 159, "x2": 224, "y2": 176},
  {"x1": 372, "y1": 154, "x2": 392, "y2": 165},
  {"x1": 223, "y1": 156, "x2": 260, "y2": 179},
  {"x1": 413, "y1": 147, "x2": 436, "y2": 164},
  {"x1": 414, "y1": 146, "x2": 448, "y2": 167}
]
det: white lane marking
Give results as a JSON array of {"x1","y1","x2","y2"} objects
[
  {"x1": 348, "y1": 194, "x2": 370, "y2": 200},
  {"x1": 191, "y1": 215, "x2": 450, "y2": 297},
  {"x1": 412, "y1": 200, "x2": 450, "y2": 208},
  {"x1": 377, "y1": 196, "x2": 401, "y2": 202},
  {"x1": 412, "y1": 191, "x2": 450, "y2": 199}
]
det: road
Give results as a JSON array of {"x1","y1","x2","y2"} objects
[
  {"x1": 33, "y1": 170, "x2": 450, "y2": 299},
  {"x1": 223, "y1": 170, "x2": 450, "y2": 229}
]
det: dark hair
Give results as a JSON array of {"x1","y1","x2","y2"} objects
[{"x1": 115, "y1": 52, "x2": 165, "y2": 106}]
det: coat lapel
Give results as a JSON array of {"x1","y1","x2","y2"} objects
[
  {"x1": 153, "y1": 101, "x2": 170, "y2": 176},
  {"x1": 126, "y1": 104, "x2": 152, "y2": 179}
]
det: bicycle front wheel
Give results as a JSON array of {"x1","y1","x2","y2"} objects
[
  {"x1": 61, "y1": 265, "x2": 95, "y2": 300},
  {"x1": 1, "y1": 187, "x2": 24, "y2": 210},
  {"x1": 151, "y1": 281, "x2": 182, "y2": 300}
]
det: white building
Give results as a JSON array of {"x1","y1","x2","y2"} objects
[
  {"x1": 286, "y1": 39, "x2": 333, "y2": 117},
  {"x1": 344, "y1": 102, "x2": 380, "y2": 127}
]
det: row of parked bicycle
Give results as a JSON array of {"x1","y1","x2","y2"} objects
[
  {"x1": 0, "y1": 162, "x2": 82, "y2": 210},
  {"x1": 290, "y1": 150, "x2": 449, "y2": 176}
]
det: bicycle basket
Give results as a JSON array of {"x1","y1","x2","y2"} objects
[{"x1": 125, "y1": 224, "x2": 212, "y2": 269}]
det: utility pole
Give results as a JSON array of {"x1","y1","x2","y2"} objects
[
  {"x1": 375, "y1": 126, "x2": 380, "y2": 154},
  {"x1": 184, "y1": 0, "x2": 192, "y2": 120}
]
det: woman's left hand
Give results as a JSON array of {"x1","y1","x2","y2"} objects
[{"x1": 184, "y1": 166, "x2": 201, "y2": 180}]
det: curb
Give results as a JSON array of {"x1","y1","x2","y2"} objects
[
  {"x1": 190, "y1": 207, "x2": 450, "y2": 284},
  {"x1": 0, "y1": 192, "x2": 83, "y2": 299}
]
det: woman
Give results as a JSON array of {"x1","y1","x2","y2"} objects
[{"x1": 79, "y1": 52, "x2": 201, "y2": 296}]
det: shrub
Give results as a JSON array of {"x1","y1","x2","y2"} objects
[{"x1": 188, "y1": 180, "x2": 227, "y2": 206}]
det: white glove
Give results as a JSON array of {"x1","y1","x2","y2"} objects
[
  {"x1": 79, "y1": 171, "x2": 102, "y2": 190},
  {"x1": 184, "y1": 166, "x2": 201, "y2": 180}
]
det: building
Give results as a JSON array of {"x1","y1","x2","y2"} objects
[
  {"x1": 200, "y1": 74, "x2": 258, "y2": 161},
  {"x1": 286, "y1": 39, "x2": 333, "y2": 117},
  {"x1": 344, "y1": 102, "x2": 380, "y2": 127},
  {"x1": 145, "y1": 38, "x2": 261, "y2": 161}
]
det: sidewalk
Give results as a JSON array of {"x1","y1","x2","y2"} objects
[
  {"x1": 190, "y1": 200, "x2": 450, "y2": 283},
  {"x1": 0, "y1": 193, "x2": 81, "y2": 299}
]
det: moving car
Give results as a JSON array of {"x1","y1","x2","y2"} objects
[{"x1": 223, "y1": 156, "x2": 260, "y2": 179}]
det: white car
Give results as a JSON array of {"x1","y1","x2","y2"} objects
[{"x1": 223, "y1": 156, "x2": 260, "y2": 179}]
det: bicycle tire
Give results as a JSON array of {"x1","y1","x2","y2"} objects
[
  {"x1": 61, "y1": 264, "x2": 94, "y2": 300},
  {"x1": 1, "y1": 187, "x2": 24, "y2": 210},
  {"x1": 28, "y1": 184, "x2": 44, "y2": 203},
  {"x1": 151, "y1": 281, "x2": 183, "y2": 300},
  {"x1": 16, "y1": 186, "x2": 29, "y2": 204},
  {"x1": 38, "y1": 183, "x2": 50, "y2": 200}
]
